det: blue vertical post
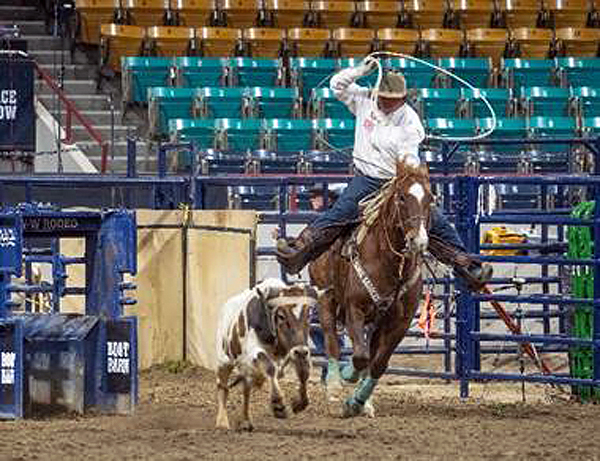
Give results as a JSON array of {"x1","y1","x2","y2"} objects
[
  {"x1": 593, "y1": 190, "x2": 600, "y2": 386},
  {"x1": 454, "y1": 175, "x2": 479, "y2": 398},
  {"x1": 126, "y1": 137, "x2": 136, "y2": 178},
  {"x1": 193, "y1": 177, "x2": 204, "y2": 209},
  {"x1": 158, "y1": 143, "x2": 167, "y2": 178},
  {"x1": 278, "y1": 178, "x2": 289, "y2": 282},
  {"x1": 540, "y1": 184, "x2": 550, "y2": 335}
]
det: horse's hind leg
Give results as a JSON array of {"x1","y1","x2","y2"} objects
[{"x1": 318, "y1": 291, "x2": 344, "y2": 395}]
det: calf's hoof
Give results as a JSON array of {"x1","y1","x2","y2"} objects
[
  {"x1": 215, "y1": 419, "x2": 230, "y2": 430},
  {"x1": 272, "y1": 401, "x2": 288, "y2": 419}
]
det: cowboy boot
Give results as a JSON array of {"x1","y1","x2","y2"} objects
[
  {"x1": 276, "y1": 225, "x2": 343, "y2": 274},
  {"x1": 428, "y1": 234, "x2": 493, "y2": 291}
]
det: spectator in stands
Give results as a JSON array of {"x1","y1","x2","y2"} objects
[
  {"x1": 308, "y1": 183, "x2": 343, "y2": 212},
  {"x1": 276, "y1": 58, "x2": 492, "y2": 290}
]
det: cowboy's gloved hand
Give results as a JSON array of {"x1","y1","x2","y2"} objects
[{"x1": 356, "y1": 56, "x2": 378, "y2": 76}]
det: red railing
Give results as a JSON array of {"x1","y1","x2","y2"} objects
[{"x1": 34, "y1": 62, "x2": 110, "y2": 173}]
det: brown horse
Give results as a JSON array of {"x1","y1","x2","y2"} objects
[{"x1": 309, "y1": 161, "x2": 433, "y2": 417}]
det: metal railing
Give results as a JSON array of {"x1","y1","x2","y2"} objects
[{"x1": 34, "y1": 61, "x2": 110, "y2": 173}]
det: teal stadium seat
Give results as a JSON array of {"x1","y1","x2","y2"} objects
[
  {"x1": 215, "y1": 118, "x2": 264, "y2": 152},
  {"x1": 310, "y1": 88, "x2": 353, "y2": 119},
  {"x1": 555, "y1": 58, "x2": 600, "y2": 88},
  {"x1": 426, "y1": 118, "x2": 478, "y2": 162},
  {"x1": 477, "y1": 117, "x2": 528, "y2": 155},
  {"x1": 582, "y1": 116, "x2": 600, "y2": 135},
  {"x1": 528, "y1": 116, "x2": 578, "y2": 154},
  {"x1": 572, "y1": 87, "x2": 600, "y2": 118},
  {"x1": 290, "y1": 58, "x2": 337, "y2": 101},
  {"x1": 249, "y1": 87, "x2": 302, "y2": 118},
  {"x1": 168, "y1": 119, "x2": 216, "y2": 148},
  {"x1": 436, "y1": 58, "x2": 492, "y2": 88},
  {"x1": 122, "y1": 57, "x2": 173, "y2": 104},
  {"x1": 521, "y1": 87, "x2": 572, "y2": 117},
  {"x1": 229, "y1": 58, "x2": 284, "y2": 88},
  {"x1": 415, "y1": 88, "x2": 461, "y2": 118},
  {"x1": 502, "y1": 59, "x2": 558, "y2": 88},
  {"x1": 148, "y1": 87, "x2": 200, "y2": 139},
  {"x1": 198, "y1": 87, "x2": 249, "y2": 119},
  {"x1": 264, "y1": 119, "x2": 314, "y2": 153},
  {"x1": 174, "y1": 57, "x2": 228, "y2": 88},
  {"x1": 385, "y1": 57, "x2": 437, "y2": 89},
  {"x1": 312, "y1": 119, "x2": 355, "y2": 150},
  {"x1": 460, "y1": 88, "x2": 513, "y2": 118},
  {"x1": 426, "y1": 118, "x2": 478, "y2": 138}
]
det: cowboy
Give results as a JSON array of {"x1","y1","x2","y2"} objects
[{"x1": 276, "y1": 58, "x2": 492, "y2": 290}]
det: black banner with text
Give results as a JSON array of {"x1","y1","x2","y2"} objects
[{"x1": 0, "y1": 57, "x2": 35, "y2": 152}]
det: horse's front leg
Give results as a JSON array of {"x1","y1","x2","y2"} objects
[{"x1": 343, "y1": 290, "x2": 420, "y2": 418}]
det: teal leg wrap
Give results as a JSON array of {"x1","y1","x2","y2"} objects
[
  {"x1": 326, "y1": 358, "x2": 342, "y2": 384},
  {"x1": 353, "y1": 377, "x2": 378, "y2": 405},
  {"x1": 340, "y1": 362, "x2": 360, "y2": 383}
]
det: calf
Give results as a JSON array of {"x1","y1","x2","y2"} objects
[{"x1": 215, "y1": 278, "x2": 318, "y2": 431}]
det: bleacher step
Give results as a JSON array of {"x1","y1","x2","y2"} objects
[
  {"x1": 0, "y1": 6, "x2": 39, "y2": 21},
  {"x1": 36, "y1": 79, "x2": 101, "y2": 96},
  {"x1": 38, "y1": 63, "x2": 98, "y2": 80},
  {"x1": 0, "y1": 20, "x2": 45, "y2": 35},
  {"x1": 53, "y1": 109, "x2": 125, "y2": 126},
  {"x1": 38, "y1": 93, "x2": 112, "y2": 111},
  {"x1": 24, "y1": 35, "x2": 67, "y2": 51},
  {"x1": 29, "y1": 49, "x2": 74, "y2": 65},
  {"x1": 71, "y1": 124, "x2": 135, "y2": 141}
]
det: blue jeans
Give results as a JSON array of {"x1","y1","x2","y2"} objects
[{"x1": 311, "y1": 174, "x2": 465, "y2": 251}]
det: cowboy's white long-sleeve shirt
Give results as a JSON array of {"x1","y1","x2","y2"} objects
[{"x1": 330, "y1": 66, "x2": 425, "y2": 179}]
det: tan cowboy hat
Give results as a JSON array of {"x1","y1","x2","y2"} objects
[{"x1": 377, "y1": 72, "x2": 407, "y2": 99}]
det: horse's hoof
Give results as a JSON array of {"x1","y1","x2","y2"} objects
[
  {"x1": 363, "y1": 399, "x2": 376, "y2": 418},
  {"x1": 272, "y1": 402, "x2": 288, "y2": 419},
  {"x1": 342, "y1": 397, "x2": 364, "y2": 418},
  {"x1": 292, "y1": 397, "x2": 309, "y2": 414},
  {"x1": 237, "y1": 420, "x2": 254, "y2": 432}
]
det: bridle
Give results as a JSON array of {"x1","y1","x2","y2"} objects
[{"x1": 383, "y1": 174, "x2": 432, "y2": 263}]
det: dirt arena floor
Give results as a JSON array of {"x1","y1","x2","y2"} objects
[{"x1": 1, "y1": 361, "x2": 600, "y2": 461}]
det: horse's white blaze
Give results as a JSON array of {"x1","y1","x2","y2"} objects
[
  {"x1": 415, "y1": 223, "x2": 428, "y2": 251},
  {"x1": 408, "y1": 183, "x2": 425, "y2": 204}
]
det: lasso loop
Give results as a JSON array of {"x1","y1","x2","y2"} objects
[{"x1": 309, "y1": 51, "x2": 497, "y2": 157}]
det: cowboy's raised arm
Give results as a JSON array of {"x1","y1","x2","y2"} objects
[{"x1": 330, "y1": 58, "x2": 376, "y2": 114}]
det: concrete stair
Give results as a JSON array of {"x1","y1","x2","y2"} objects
[{"x1": 1, "y1": 4, "x2": 149, "y2": 174}]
